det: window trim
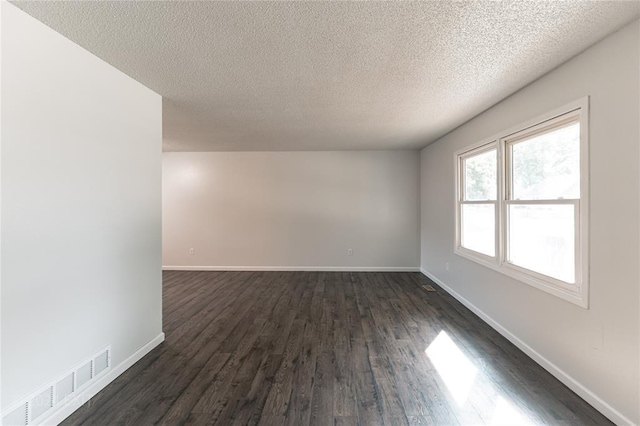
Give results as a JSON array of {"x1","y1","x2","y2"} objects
[{"x1": 454, "y1": 97, "x2": 589, "y2": 308}]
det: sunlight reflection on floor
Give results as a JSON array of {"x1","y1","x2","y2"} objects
[
  {"x1": 425, "y1": 330, "x2": 478, "y2": 406},
  {"x1": 426, "y1": 330, "x2": 536, "y2": 425},
  {"x1": 490, "y1": 395, "x2": 535, "y2": 425}
]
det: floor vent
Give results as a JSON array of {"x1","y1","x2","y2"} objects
[
  {"x1": 421, "y1": 284, "x2": 437, "y2": 292},
  {"x1": 2, "y1": 346, "x2": 111, "y2": 425}
]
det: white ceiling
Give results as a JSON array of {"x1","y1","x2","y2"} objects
[{"x1": 12, "y1": 1, "x2": 640, "y2": 152}]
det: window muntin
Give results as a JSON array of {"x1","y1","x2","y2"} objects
[{"x1": 454, "y1": 100, "x2": 588, "y2": 307}]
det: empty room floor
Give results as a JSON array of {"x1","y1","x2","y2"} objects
[{"x1": 62, "y1": 271, "x2": 611, "y2": 425}]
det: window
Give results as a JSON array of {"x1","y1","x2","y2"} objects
[
  {"x1": 459, "y1": 145, "x2": 497, "y2": 257},
  {"x1": 455, "y1": 98, "x2": 589, "y2": 307}
]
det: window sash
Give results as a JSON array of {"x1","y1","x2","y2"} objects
[
  {"x1": 504, "y1": 113, "x2": 581, "y2": 202},
  {"x1": 458, "y1": 143, "x2": 497, "y2": 203},
  {"x1": 502, "y1": 199, "x2": 580, "y2": 290},
  {"x1": 459, "y1": 200, "x2": 497, "y2": 260}
]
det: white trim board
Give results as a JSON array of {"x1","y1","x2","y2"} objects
[
  {"x1": 31, "y1": 333, "x2": 165, "y2": 426},
  {"x1": 419, "y1": 268, "x2": 635, "y2": 426},
  {"x1": 163, "y1": 266, "x2": 420, "y2": 272}
]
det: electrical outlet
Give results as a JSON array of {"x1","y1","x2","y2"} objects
[
  {"x1": 190, "y1": 248, "x2": 195, "y2": 255},
  {"x1": 347, "y1": 248, "x2": 353, "y2": 256}
]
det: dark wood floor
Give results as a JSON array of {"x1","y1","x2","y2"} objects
[{"x1": 62, "y1": 271, "x2": 611, "y2": 425}]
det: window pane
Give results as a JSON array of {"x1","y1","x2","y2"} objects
[
  {"x1": 464, "y1": 149, "x2": 497, "y2": 201},
  {"x1": 511, "y1": 122, "x2": 580, "y2": 200},
  {"x1": 461, "y1": 204, "x2": 495, "y2": 257},
  {"x1": 508, "y1": 204, "x2": 575, "y2": 283}
]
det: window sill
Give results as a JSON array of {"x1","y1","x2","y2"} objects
[{"x1": 454, "y1": 247, "x2": 588, "y2": 309}]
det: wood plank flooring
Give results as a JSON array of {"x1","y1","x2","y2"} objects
[{"x1": 62, "y1": 271, "x2": 612, "y2": 425}]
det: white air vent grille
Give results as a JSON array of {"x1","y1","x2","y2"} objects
[
  {"x1": 3, "y1": 403, "x2": 28, "y2": 426},
  {"x1": 76, "y1": 361, "x2": 93, "y2": 389},
  {"x1": 55, "y1": 374, "x2": 74, "y2": 404},
  {"x1": 2, "y1": 346, "x2": 111, "y2": 425},
  {"x1": 94, "y1": 349, "x2": 110, "y2": 376},
  {"x1": 30, "y1": 387, "x2": 54, "y2": 421}
]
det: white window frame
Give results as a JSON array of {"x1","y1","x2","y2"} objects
[
  {"x1": 454, "y1": 97, "x2": 589, "y2": 308},
  {"x1": 456, "y1": 141, "x2": 499, "y2": 262}
]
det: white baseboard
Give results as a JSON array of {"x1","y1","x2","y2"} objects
[
  {"x1": 33, "y1": 332, "x2": 165, "y2": 426},
  {"x1": 420, "y1": 268, "x2": 635, "y2": 426},
  {"x1": 163, "y1": 265, "x2": 420, "y2": 272}
]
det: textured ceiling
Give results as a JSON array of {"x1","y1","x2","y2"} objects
[{"x1": 12, "y1": 1, "x2": 640, "y2": 152}]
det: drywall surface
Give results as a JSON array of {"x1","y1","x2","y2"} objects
[
  {"x1": 420, "y1": 21, "x2": 639, "y2": 424},
  {"x1": 1, "y1": 2, "x2": 162, "y2": 413},
  {"x1": 163, "y1": 151, "x2": 420, "y2": 269}
]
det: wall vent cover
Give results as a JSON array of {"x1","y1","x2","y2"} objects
[
  {"x1": 55, "y1": 373, "x2": 75, "y2": 405},
  {"x1": 29, "y1": 387, "x2": 54, "y2": 421},
  {"x1": 3, "y1": 403, "x2": 28, "y2": 426},
  {"x1": 94, "y1": 350, "x2": 109, "y2": 377},
  {"x1": 2, "y1": 346, "x2": 111, "y2": 425},
  {"x1": 76, "y1": 361, "x2": 93, "y2": 389}
]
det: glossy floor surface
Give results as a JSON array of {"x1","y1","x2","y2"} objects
[{"x1": 62, "y1": 271, "x2": 612, "y2": 425}]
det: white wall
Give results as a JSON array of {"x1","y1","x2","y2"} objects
[
  {"x1": 163, "y1": 151, "x2": 420, "y2": 270},
  {"x1": 1, "y1": 2, "x2": 163, "y2": 419},
  {"x1": 420, "y1": 21, "x2": 639, "y2": 425}
]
